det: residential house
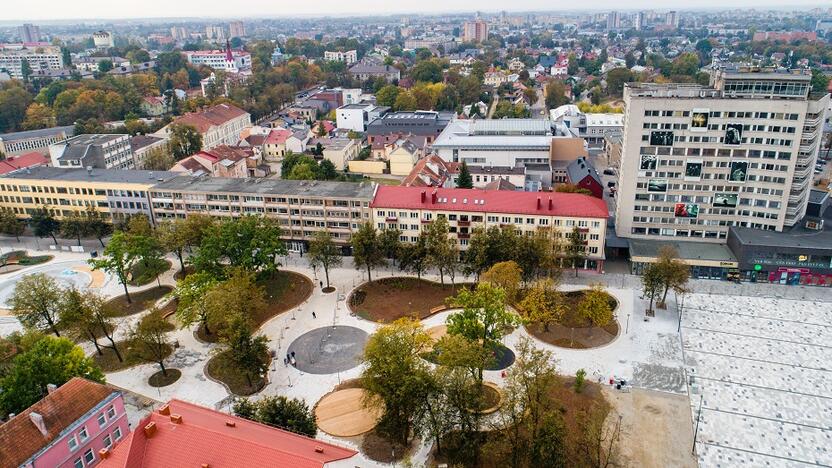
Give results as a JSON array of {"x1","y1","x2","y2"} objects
[
  {"x1": 140, "y1": 96, "x2": 168, "y2": 117},
  {"x1": 388, "y1": 140, "x2": 423, "y2": 176},
  {"x1": 156, "y1": 103, "x2": 251, "y2": 150},
  {"x1": 467, "y1": 165, "x2": 526, "y2": 190},
  {"x1": 285, "y1": 130, "x2": 310, "y2": 154},
  {"x1": 565, "y1": 157, "x2": 604, "y2": 199},
  {"x1": 0, "y1": 378, "x2": 130, "y2": 468},
  {"x1": 48, "y1": 134, "x2": 135, "y2": 170},
  {"x1": 130, "y1": 135, "x2": 168, "y2": 169},
  {"x1": 262, "y1": 128, "x2": 293, "y2": 160},
  {"x1": 99, "y1": 399, "x2": 358, "y2": 467},
  {"x1": 484, "y1": 71, "x2": 509, "y2": 87},
  {"x1": 348, "y1": 63, "x2": 401, "y2": 83},
  {"x1": 170, "y1": 146, "x2": 249, "y2": 178},
  {"x1": 401, "y1": 154, "x2": 459, "y2": 187},
  {"x1": 317, "y1": 137, "x2": 360, "y2": 170}
]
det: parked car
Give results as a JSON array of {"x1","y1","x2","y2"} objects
[
  {"x1": 607, "y1": 181, "x2": 616, "y2": 188},
  {"x1": 603, "y1": 168, "x2": 616, "y2": 176}
]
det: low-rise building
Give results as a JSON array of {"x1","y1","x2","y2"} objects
[
  {"x1": 565, "y1": 157, "x2": 604, "y2": 198},
  {"x1": 184, "y1": 43, "x2": 252, "y2": 72},
  {"x1": 130, "y1": 135, "x2": 168, "y2": 169},
  {"x1": 0, "y1": 126, "x2": 73, "y2": 156},
  {"x1": 49, "y1": 134, "x2": 135, "y2": 170},
  {"x1": 466, "y1": 165, "x2": 526, "y2": 190},
  {"x1": 336, "y1": 103, "x2": 389, "y2": 132},
  {"x1": 371, "y1": 185, "x2": 609, "y2": 271},
  {"x1": 401, "y1": 154, "x2": 459, "y2": 187},
  {"x1": 100, "y1": 399, "x2": 358, "y2": 467},
  {"x1": 149, "y1": 177, "x2": 375, "y2": 252},
  {"x1": 170, "y1": 146, "x2": 250, "y2": 178},
  {"x1": 549, "y1": 105, "x2": 624, "y2": 148},
  {"x1": 324, "y1": 49, "x2": 358, "y2": 64},
  {"x1": 318, "y1": 137, "x2": 360, "y2": 170},
  {"x1": 0, "y1": 167, "x2": 179, "y2": 221},
  {"x1": 0, "y1": 151, "x2": 50, "y2": 175},
  {"x1": 262, "y1": 128, "x2": 293, "y2": 160},
  {"x1": 156, "y1": 103, "x2": 251, "y2": 150},
  {"x1": 0, "y1": 377, "x2": 130, "y2": 468},
  {"x1": 348, "y1": 63, "x2": 401, "y2": 83},
  {"x1": 366, "y1": 111, "x2": 454, "y2": 146}
]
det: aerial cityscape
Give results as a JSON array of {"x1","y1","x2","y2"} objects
[{"x1": 0, "y1": 3, "x2": 830, "y2": 467}]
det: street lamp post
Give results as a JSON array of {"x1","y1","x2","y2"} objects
[{"x1": 692, "y1": 393, "x2": 704, "y2": 455}]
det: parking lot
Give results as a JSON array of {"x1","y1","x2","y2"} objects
[{"x1": 681, "y1": 293, "x2": 832, "y2": 466}]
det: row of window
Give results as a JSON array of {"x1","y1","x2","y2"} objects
[
  {"x1": 155, "y1": 192, "x2": 367, "y2": 208},
  {"x1": 642, "y1": 122, "x2": 797, "y2": 134},
  {"x1": 644, "y1": 110, "x2": 801, "y2": 120},
  {"x1": 640, "y1": 147, "x2": 794, "y2": 159},
  {"x1": 640, "y1": 133, "x2": 794, "y2": 147}
]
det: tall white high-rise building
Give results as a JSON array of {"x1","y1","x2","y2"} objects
[
  {"x1": 634, "y1": 11, "x2": 645, "y2": 31},
  {"x1": 615, "y1": 65, "x2": 829, "y2": 243},
  {"x1": 229, "y1": 21, "x2": 246, "y2": 38},
  {"x1": 607, "y1": 11, "x2": 621, "y2": 30},
  {"x1": 18, "y1": 24, "x2": 41, "y2": 43}
]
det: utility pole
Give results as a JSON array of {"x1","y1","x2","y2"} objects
[{"x1": 692, "y1": 393, "x2": 704, "y2": 455}]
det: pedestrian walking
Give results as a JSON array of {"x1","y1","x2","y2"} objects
[
  {"x1": 312, "y1": 311, "x2": 317, "y2": 319},
  {"x1": 284, "y1": 357, "x2": 288, "y2": 367},
  {"x1": 291, "y1": 351, "x2": 296, "y2": 359},
  {"x1": 319, "y1": 280, "x2": 324, "y2": 289}
]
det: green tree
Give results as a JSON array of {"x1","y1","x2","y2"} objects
[
  {"x1": 59, "y1": 288, "x2": 123, "y2": 362},
  {"x1": 811, "y1": 68, "x2": 830, "y2": 93},
  {"x1": 84, "y1": 206, "x2": 112, "y2": 247},
  {"x1": 577, "y1": 284, "x2": 613, "y2": 326},
  {"x1": 205, "y1": 270, "x2": 267, "y2": 332},
  {"x1": 351, "y1": 222, "x2": 386, "y2": 282},
  {"x1": 447, "y1": 283, "x2": 518, "y2": 381},
  {"x1": 565, "y1": 226, "x2": 587, "y2": 277},
  {"x1": 362, "y1": 318, "x2": 434, "y2": 445},
  {"x1": 456, "y1": 162, "x2": 473, "y2": 188},
  {"x1": 394, "y1": 90, "x2": 417, "y2": 111},
  {"x1": 376, "y1": 84, "x2": 400, "y2": 107},
  {"x1": 168, "y1": 123, "x2": 203, "y2": 159},
  {"x1": 129, "y1": 308, "x2": 172, "y2": 376},
  {"x1": 0, "y1": 208, "x2": 25, "y2": 241},
  {"x1": 9, "y1": 273, "x2": 63, "y2": 337},
  {"x1": 308, "y1": 230, "x2": 342, "y2": 289},
  {"x1": 141, "y1": 145, "x2": 175, "y2": 170},
  {"x1": 670, "y1": 52, "x2": 701, "y2": 77},
  {"x1": 222, "y1": 313, "x2": 269, "y2": 388},
  {"x1": 424, "y1": 216, "x2": 456, "y2": 284},
  {"x1": 545, "y1": 81, "x2": 569, "y2": 109},
  {"x1": 398, "y1": 235, "x2": 429, "y2": 279},
  {"x1": 378, "y1": 227, "x2": 403, "y2": 264},
  {"x1": 29, "y1": 207, "x2": 60, "y2": 244},
  {"x1": 605, "y1": 68, "x2": 634, "y2": 98},
  {"x1": 192, "y1": 216, "x2": 287, "y2": 278},
  {"x1": 20, "y1": 59, "x2": 32, "y2": 83},
  {"x1": 0, "y1": 336, "x2": 104, "y2": 416},
  {"x1": 90, "y1": 230, "x2": 136, "y2": 303},
  {"x1": 60, "y1": 212, "x2": 89, "y2": 246},
  {"x1": 655, "y1": 246, "x2": 690, "y2": 307},
  {"x1": 156, "y1": 219, "x2": 188, "y2": 274},
  {"x1": 555, "y1": 183, "x2": 593, "y2": 196},
  {"x1": 233, "y1": 396, "x2": 317, "y2": 437},
  {"x1": 174, "y1": 271, "x2": 219, "y2": 336},
  {"x1": 641, "y1": 262, "x2": 663, "y2": 315},
  {"x1": 480, "y1": 261, "x2": 522, "y2": 304},
  {"x1": 97, "y1": 59, "x2": 114, "y2": 73}
]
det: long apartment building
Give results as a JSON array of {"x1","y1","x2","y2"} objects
[
  {"x1": 0, "y1": 167, "x2": 179, "y2": 221},
  {"x1": 371, "y1": 186, "x2": 609, "y2": 272},
  {"x1": 616, "y1": 65, "x2": 830, "y2": 243},
  {"x1": 149, "y1": 177, "x2": 376, "y2": 252},
  {"x1": 0, "y1": 43, "x2": 63, "y2": 79}
]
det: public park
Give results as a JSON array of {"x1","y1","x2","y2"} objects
[{"x1": 0, "y1": 214, "x2": 830, "y2": 467}]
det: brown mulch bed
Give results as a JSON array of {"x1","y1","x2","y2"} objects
[
  {"x1": 196, "y1": 270, "x2": 313, "y2": 343},
  {"x1": 149, "y1": 368, "x2": 181, "y2": 387},
  {"x1": 106, "y1": 286, "x2": 173, "y2": 317},
  {"x1": 205, "y1": 349, "x2": 269, "y2": 396},
  {"x1": 361, "y1": 428, "x2": 415, "y2": 463},
  {"x1": 349, "y1": 277, "x2": 472, "y2": 322},
  {"x1": 92, "y1": 341, "x2": 173, "y2": 373},
  {"x1": 525, "y1": 290, "x2": 619, "y2": 349}
]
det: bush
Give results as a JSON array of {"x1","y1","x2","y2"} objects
[{"x1": 575, "y1": 368, "x2": 586, "y2": 393}]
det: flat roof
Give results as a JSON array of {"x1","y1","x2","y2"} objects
[
  {"x1": 470, "y1": 119, "x2": 552, "y2": 134},
  {"x1": 65, "y1": 134, "x2": 127, "y2": 146},
  {"x1": 729, "y1": 225, "x2": 832, "y2": 251},
  {"x1": 808, "y1": 189, "x2": 829, "y2": 205},
  {"x1": 0, "y1": 125, "x2": 74, "y2": 141},
  {"x1": 152, "y1": 176, "x2": 377, "y2": 199},
  {"x1": 1, "y1": 167, "x2": 180, "y2": 185},
  {"x1": 629, "y1": 239, "x2": 737, "y2": 262},
  {"x1": 467, "y1": 165, "x2": 525, "y2": 175}
]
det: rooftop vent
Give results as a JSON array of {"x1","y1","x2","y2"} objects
[
  {"x1": 158, "y1": 404, "x2": 170, "y2": 415},
  {"x1": 225, "y1": 421, "x2": 236, "y2": 428},
  {"x1": 99, "y1": 448, "x2": 110, "y2": 459},
  {"x1": 29, "y1": 412, "x2": 48, "y2": 437},
  {"x1": 170, "y1": 414, "x2": 183, "y2": 424},
  {"x1": 144, "y1": 421, "x2": 157, "y2": 438}
]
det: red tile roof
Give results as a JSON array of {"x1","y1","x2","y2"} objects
[
  {"x1": 171, "y1": 103, "x2": 248, "y2": 134},
  {"x1": 0, "y1": 378, "x2": 118, "y2": 467},
  {"x1": 0, "y1": 151, "x2": 50, "y2": 175},
  {"x1": 264, "y1": 128, "x2": 293, "y2": 145},
  {"x1": 372, "y1": 185, "x2": 609, "y2": 218},
  {"x1": 101, "y1": 399, "x2": 357, "y2": 468}
]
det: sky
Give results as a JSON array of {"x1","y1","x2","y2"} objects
[{"x1": 4, "y1": 0, "x2": 824, "y2": 22}]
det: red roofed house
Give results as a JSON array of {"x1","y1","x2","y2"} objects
[
  {"x1": 371, "y1": 185, "x2": 609, "y2": 271},
  {"x1": 156, "y1": 103, "x2": 251, "y2": 150},
  {"x1": 170, "y1": 145, "x2": 250, "y2": 178},
  {"x1": 100, "y1": 399, "x2": 358, "y2": 468},
  {"x1": 401, "y1": 154, "x2": 459, "y2": 188},
  {"x1": 0, "y1": 377, "x2": 130, "y2": 468},
  {"x1": 0, "y1": 151, "x2": 50, "y2": 175},
  {"x1": 263, "y1": 128, "x2": 294, "y2": 160}
]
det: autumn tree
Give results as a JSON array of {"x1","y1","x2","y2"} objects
[
  {"x1": 399, "y1": 235, "x2": 430, "y2": 279},
  {"x1": 141, "y1": 145, "x2": 175, "y2": 170},
  {"x1": 351, "y1": 222, "x2": 386, "y2": 282},
  {"x1": 156, "y1": 219, "x2": 188, "y2": 274},
  {"x1": 84, "y1": 206, "x2": 112, "y2": 247},
  {"x1": 0, "y1": 208, "x2": 25, "y2": 241},
  {"x1": 222, "y1": 313, "x2": 270, "y2": 388},
  {"x1": 565, "y1": 226, "x2": 587, "y2": 277},
  {"x1": 518, "y1": 278, "x2": 565, "y2": 331},
  {"x1": 9, "y1": 274, "x2": 63, "y2": 337},
  {"x1": 90, "y1": 230, "x2": 136, "y2": 303},
  {"x1": 233, "y1": 396, "x2": 317, "y2": 437},
  {"x1": 205, "y1": 269, "x2": 267, "y2": 333},
  {"x1": 29, "y1": 207, "x2": 60, "y2": 245},
  {"x1": 641, "y1": 263, "x2": 663, "y2": 315},
  {"x1": 655, "y1": 246, "x2": 690, "y2": 307},
  {"x1": 480, "y1": 261, "x2": 522, "y2": 303},
  {"x1": 424, "y1": 216, "x2": 456, "y2": 284},
  {"x1": 192, "y1": 216, "x2": 286, "y2": 278},
  {"x1": 174, "y1": 270, "x2": 219, "y2": 336},
  {"x1": 577, "y1": 284, "x2": 613, "y2": 326},
  {"x1": 308, "y1": 230, "x2": 342, "y2": 289},
  {"x1": 168, "y1": 123, "x2": 203, "y2": 159}
]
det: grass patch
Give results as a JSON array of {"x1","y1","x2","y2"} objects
[
  {"x1": 196, "y1": 270, "x2": 312, "y2": 343},
  {"x1": 106, "y1": 286, "x2": 173, "y2": 317},
  {"x1": 127, "y1": 259, "x2": 172, "y2": 286},
  {"x1": 205, "y1": 349, "x2": 268, "y2": 396},
  {"x1": 149, "y1": 368, "x2": 181, "y2": 387},
  {"x1": 0, "y1": 250, "x2": 52, "y2": 273},
  {"x1": 349, "y1": 277, "x2": 472, "y2": 322},
  {"x1": 92, "y1": 341, "x2": 173, "y2": 373}
]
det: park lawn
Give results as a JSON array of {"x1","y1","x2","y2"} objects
[
  {"x1": 197, "y1": 270, "x2": 312, "y2": 343},
  {"x1": 0, "y1": 251, "x2": 52, "y2": 274},
  {"x1": 106, "y1": 286, "x2": 173, "y2": 317},
  {"x1": 349, "y1": 277, "x2": 472, "y2": 322},
  {"x1": 205, "y1": 349, "x2": 269, "y2": 396},
  {"x1": 127, "y1": 259, "x2": 172, "y2": 286},
  {"x1": 92, "y1": 341, "x2": 173, "y2": 373}
]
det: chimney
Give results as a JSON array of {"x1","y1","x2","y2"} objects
[
  {"x1": 29, "y1": 412, "x2": 48, "y2": 437},
  {"x1": 314, "y1": 446, "x2": 325, "y2": 453},
  {"x1": 46, "y1": 383, "x2": 57, "y2": 394},
  {"x1": 537, "y1": 197, "x2": 541, "y2": 209},
  {"x1": 170, "y1": 414, "x2": 183, "y2": 424},
  {"x1": 548, "y1": 198, "x2": 553, "y2": 210},
  {"x1": 225, "y1": 421, "x2": 236, "y2": 428},
  {"x1": 144, "y1": 421, "x2": 157, "y2": 438},
  {"x1": 431, "y1": 190, "x2": 437, "y2": 204},
  {"x1": 158, "y1": 404, "x2": 170, "y2": 415},
  {"x1": 99, "y1": 448, "x2": 110, "y2": 459},
  {"x1": 421, "y1": 190, "x2": 426, "y2": 203}
]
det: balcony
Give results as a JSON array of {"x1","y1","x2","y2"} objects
[
  {"x1": 457, "y1": 220, "x2": 471, "y2": 227},
  {"x1": 457, "y1": 232, "x2": 470, "y2": 240},
  {"x1": 421, "y1": 218, "x2": 432, "y2": 224},
  {"x1": 385, "y1": 216, "x2": 398, "y2": 222}
]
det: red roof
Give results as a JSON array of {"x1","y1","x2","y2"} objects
[
  {"x1": 171, "y1": 103, "x2": 248, "y2": 134},
  {"x1": 372, "y1": 185, "x2": 609, "y2": 219},
  {"x1": 0, "y1": 152, "x2": 49, "y2": 175},
  {"x1": 264, "y1": 128, "x2": 293, "y2": 145},
  {"x1": 101, "y1": 399, "x2": 357, "y2": 468}
]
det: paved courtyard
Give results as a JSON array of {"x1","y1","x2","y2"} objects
[{"x1": 682, "y1": 293, "x2": 832, "y2": 467}]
